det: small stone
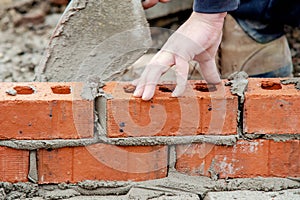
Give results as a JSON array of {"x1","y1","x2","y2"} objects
[
  {"x1": 6, "y1": 88, "x2": 17, "y2": 96},
  {"x1": 5, "y1": 191, "x2": 25, "y2": 200},
  {"x1": 0, "y1": 188, "x2": 6, "y2": 199},
  {"x1": 58, "y1": 182, "x2": 70, "y2": 190}
]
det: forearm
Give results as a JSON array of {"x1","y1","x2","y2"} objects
[{"x1": 193, "y1": 0, "x2": 239, "y2": 13}]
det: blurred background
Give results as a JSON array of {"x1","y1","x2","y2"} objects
[{"x1": 0, "y1": 0, "x2": 299, "y2": 82}]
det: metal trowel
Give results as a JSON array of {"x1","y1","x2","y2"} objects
[{"x1": 35, "y1": 0, "x2": 151, "y2": 99}]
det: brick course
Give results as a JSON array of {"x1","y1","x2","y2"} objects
[{"x1": 0, "y1": 79, "x2": 299, "y2": 183}]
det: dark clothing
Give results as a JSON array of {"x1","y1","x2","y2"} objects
[
  {"x1": 193, "y1": 0, "x2": 300, "y2": 43},
  {"x1": 193, "y1": 0, "x2": 239, "y2": 13},
  {"x1": 231, "y1": 0, "x2": 300, "y2": 27}
]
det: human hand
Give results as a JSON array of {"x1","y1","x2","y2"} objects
[
  {"x1": 142, "y1": 0, "x2": 170, "y2": 9},
  {"x1": 133, "y1": 12, "x2": 226, "y2": 100}
]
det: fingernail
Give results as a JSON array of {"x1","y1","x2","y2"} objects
[
  {"x1": 142, "y1": 95, "x2": 149, "y2": 101},
  {"x1": 133, "y1": 91, "x2": 139, "y2": 97},
  {"x1": 171, "y1": 92, "x2": 178, "y2": 97}
]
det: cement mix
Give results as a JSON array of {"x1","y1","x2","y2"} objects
[{"x1": 1, "y1": 172, "x2": 300, "y2": 199}]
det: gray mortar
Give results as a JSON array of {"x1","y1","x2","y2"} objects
[
  {"x1": 0, "y1": 188, "x2": 5, "y2": 200},
  {"x1": 95, "y1": 96, "x2": 108, "y2": 135},
  {"x1": 168, "y1": 145, "x2": 177, "y2": 171},
  {"x1": 0, "y1": 137, "x2": 99, "y2": 150},
  {"x1": 28, "y1": 150, "x2": 38, "y2": 183},
  {"x1": 101, "y1": 135, "x2": 238, "y2": 146},
  {"x1": 72, "y1": 185, "x2": 132, "y2": 196},
  {"x1": 208, "y1": 159, "x2": 219, "y2": 181},
  {"x1": 0, "y1": 182, "x2": 13, "y2": 194},
  {"x1": 58, "y1": 181, "x2": 133, "y2": 196},
  {"x1": 0, "y1": 182, "x2": 39, "y2": 199},
  {"x1": 77, "y1": 180, "x2": 132, "y2": 190},
  {"x1": 225, "y1": 71, "x2": 249, "y2": 138},
  {"x1": 80, "y1": 78, "x2": 106, "y2": 100},
  {"x1": 41, "y1": 189, "x2": 80, "y2": 200},
  {"x1": 13, "y1": 182, "x2": 39, "y2": 197},
  {"x1": 226, "y1": 71, "x2": 249, "y2": 103},
  {"x1": 244, "y1": 134, "x2": 300, "y2": 141},
  {"x1": 6, "y1": 191, "x2": 25, "y2": 200},
  {"x1": 0, "y1": 133, "x2": 238, "y2": 150},
  {"x1": 281, "y1": 78, "x2": 300, "y2": 90},
  {"x1": 1, "y1": 132, "x2": 298, "y2": 150},
  {"x1": 2, "y1": 171, "x2": 300, "y2": 199}
]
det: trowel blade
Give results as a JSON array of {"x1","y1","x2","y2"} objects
[{"x1": 35, "y1": 0, "x2": 151, "y2": 97}]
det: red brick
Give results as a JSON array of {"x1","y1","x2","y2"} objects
[
  {"x1": 38, "y1": 144, "x2": 168, "y2": 183},
  {"x1": 176, "y1": 139, "x2": 300, "y2": 178},
  {"x1": 244, "y1": 78, "x2": 300, "y2": 134},
  {"x1": 0, "y1": 82, "x2": 93, "y2": 140},
  {"x1": 102, "y1": 81, "x2": 238, "y2": 138},
  {"x1": 0, "y1": 147, "x2": 29, "y2": 182},
  {"x1": 269, "y1": 140, "x2": 300, "y2": 177}
]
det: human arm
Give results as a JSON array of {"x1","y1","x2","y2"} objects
[{"x1": 134, "y1": 0, "x2": 239, "y2": 101}]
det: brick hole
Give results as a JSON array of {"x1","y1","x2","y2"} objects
[
  {"x1": 123, "y1": 84, "x2": 136, "y2": 93},
  {"x1": 261, "y1": 81, "x2": 282, "y2": 90},
  {"x1": 194, "y1": 83, "x2": 217, "y2": 92},
  {"x1": 13, "y1": 86, "x2": 34, "y2": 94},
  {"x1": 158, "y1": 84, "x2": 175, "y2": 93},
  {"x1": 51, "y1": 85, "x2": 71, "y2": 94}
]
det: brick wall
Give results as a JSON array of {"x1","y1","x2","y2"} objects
[{"x1": 0, "y1": 78, "x2": 299, "y2": 183}]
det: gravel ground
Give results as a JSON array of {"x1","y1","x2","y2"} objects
[
  {"x1": 0, "y1": 0, "x2": 66, "y2": 82},
  {"x1": 0, "y1": 0, "x2": 300, "y2": 82}
]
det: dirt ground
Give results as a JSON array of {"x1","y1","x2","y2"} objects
[
  {"x1": 0, "y1": 0, "x2": 300, "y2": 82},
  {"x1": 0, "y1": 0, "x2": 66, "y2": 82}
]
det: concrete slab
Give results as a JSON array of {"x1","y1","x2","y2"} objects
[
  {"x1": 64, "y1": 196, "x2": 126, "y2": 200},
  {"x1": 8, "y1": 172, "x2": 300, "y2": 200},
  {"x1": 28, "y1": 196, "x2": 127, "y2": 200},
  {"x1": 27, "y1": 189, "x2": 300, "y2": 200},
  {"x1": 204, "y1": 189, "x2": 300, "y2": 200},
  {"x1": 127, "y1": 186, "x2": 200, "y2": 200}
]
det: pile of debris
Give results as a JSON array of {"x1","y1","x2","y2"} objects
[{"x1": 0, "y1": 0, "x2": 68, "y2": 82}]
